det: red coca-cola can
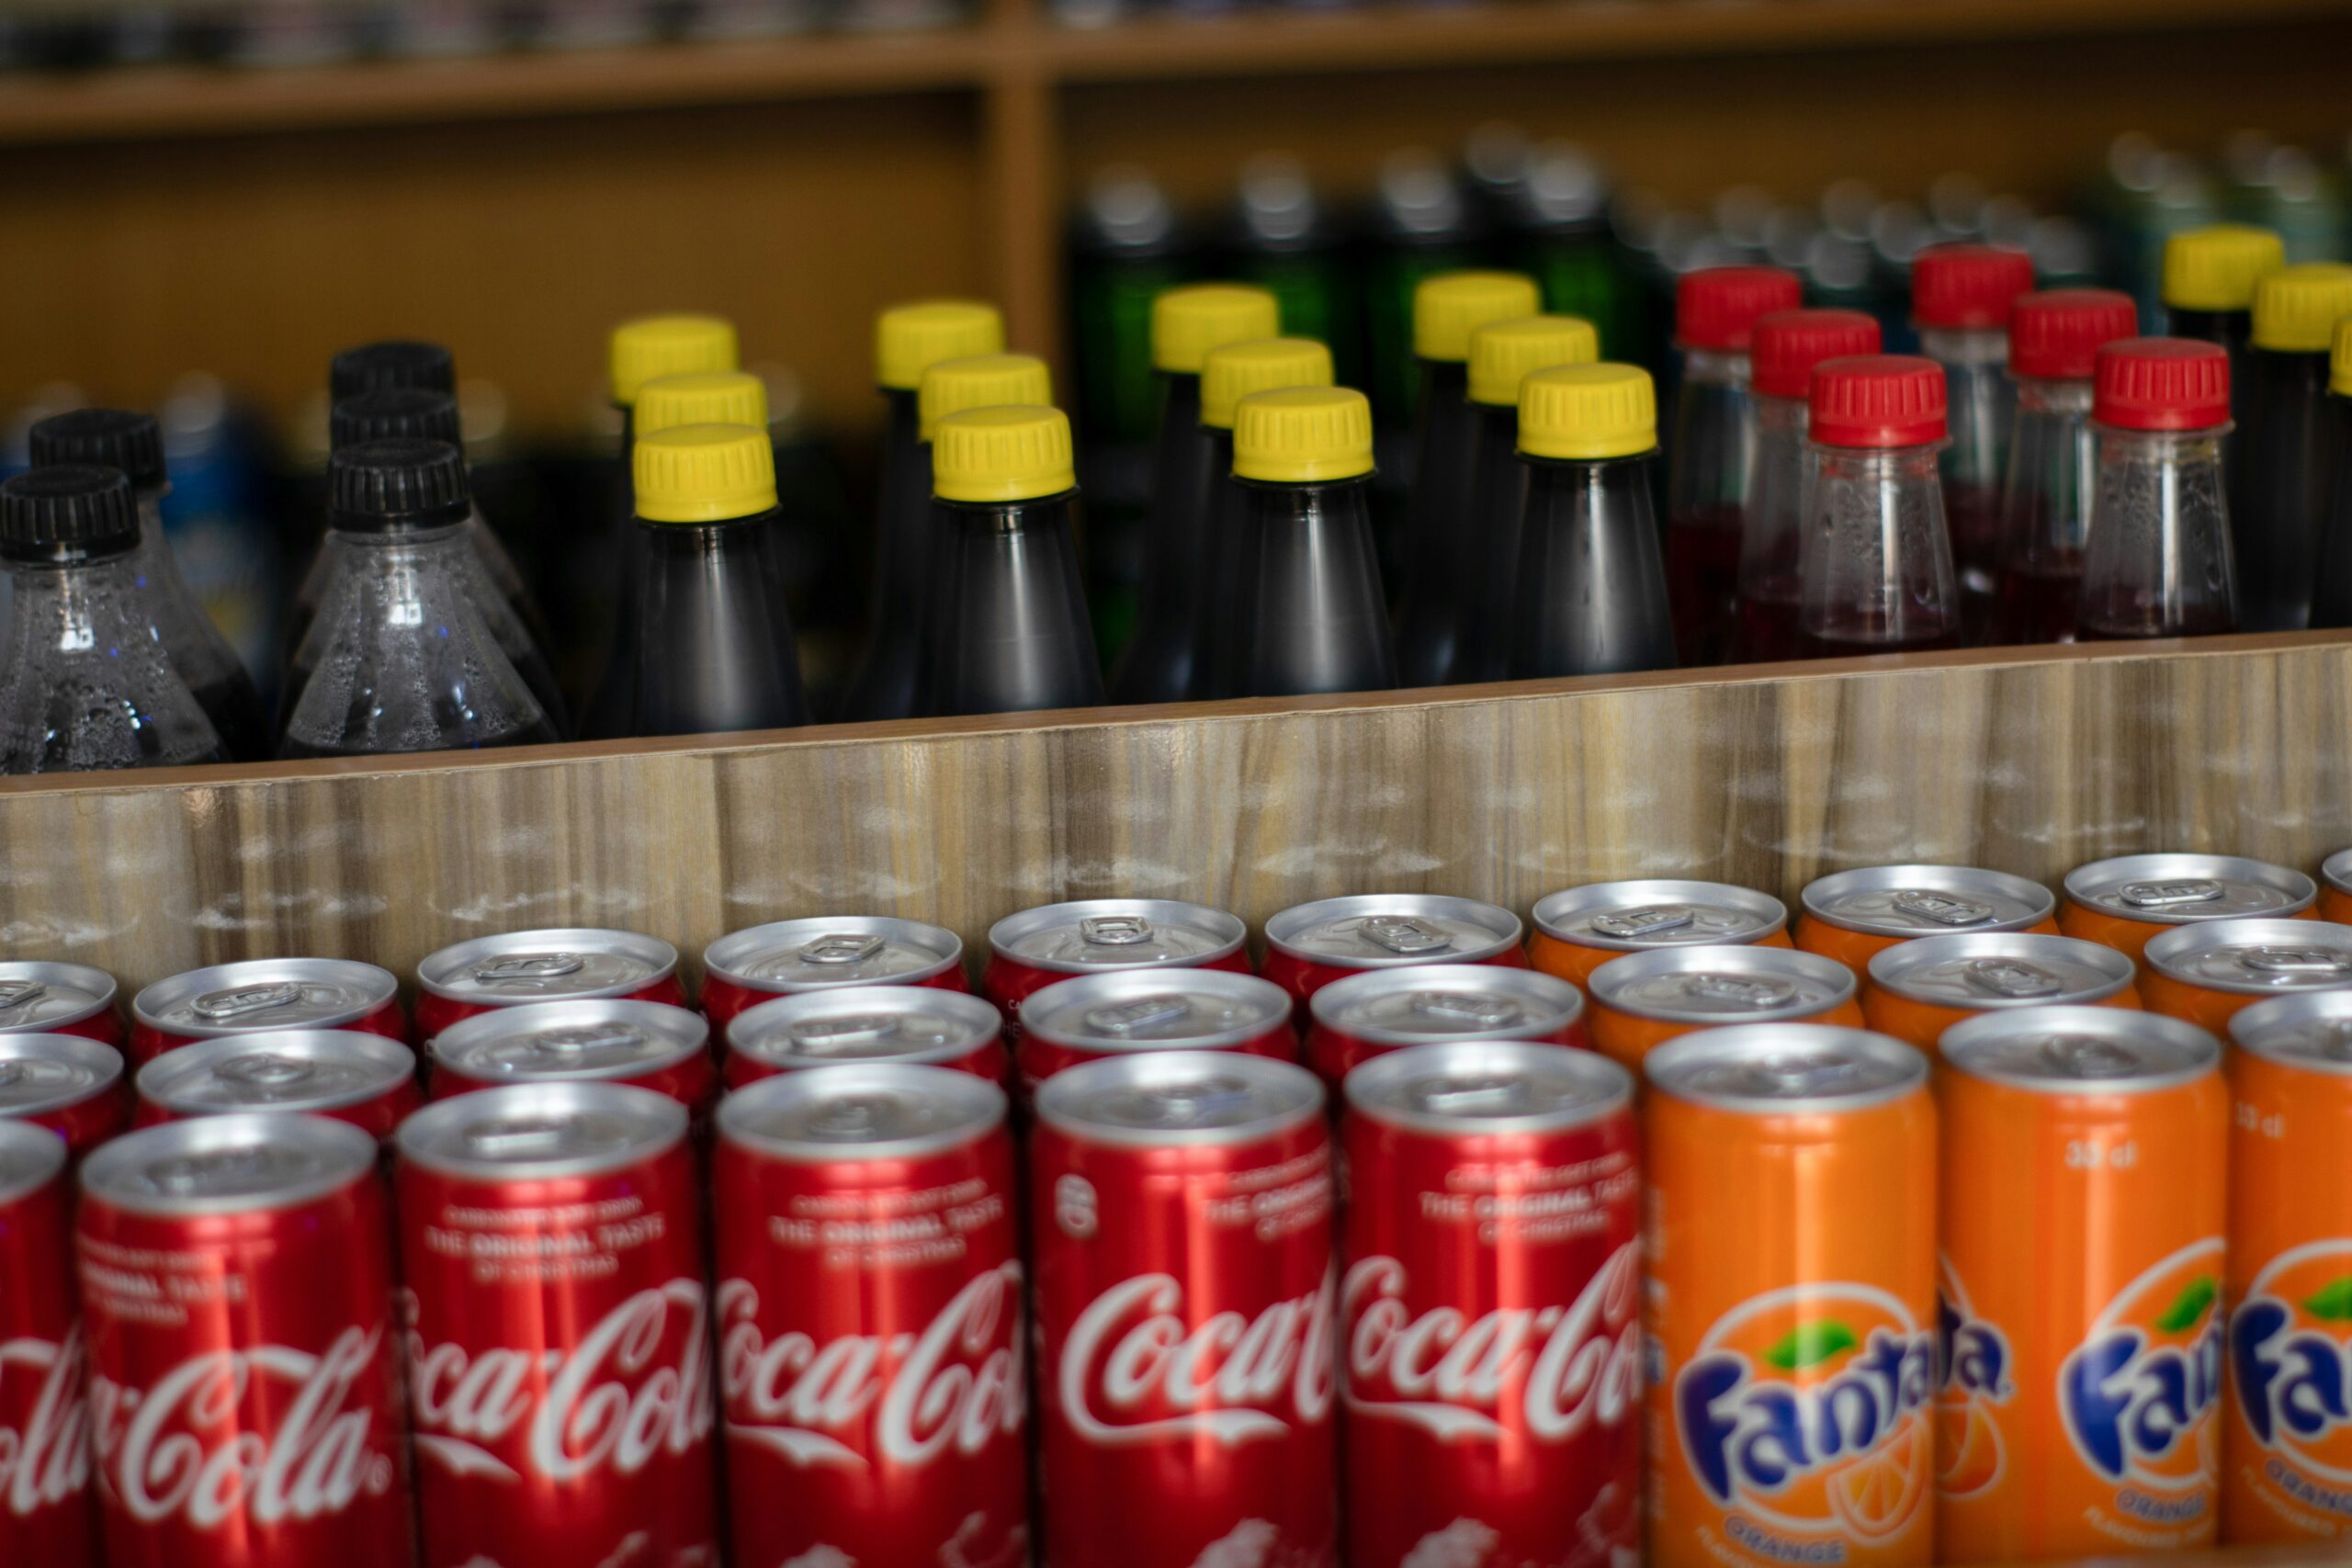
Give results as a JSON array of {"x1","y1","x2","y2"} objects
[
  {"x1": 1031, "y1": 1051, "x2": 1338, "y2": 1567},
  {"x1": 0, "y1": 1121, "x2": 93, "y2": 1565},
  {"x1": 134, "y1": 1030, "x2": 422, "y2": 1142},
  {"x1": 396, "y1": 1082, "x2": 717, "y2": 1568},
  {"x1": 427, "y1": 998, "x2": 716, "y2": 1117},
  {"x1": 1304, "y1": 963, "x2": 1588, "y2": 1088},
  {"x1": 1340, "y1": 1040, "x2": 1643, "y2": 1566},
  {"x1": 1261, "y1": 894, "x2": 1529, "y2": 1009},
  {"x1": 413, "y1": 927, "x2": 688, "y2": 1042},
  {"x1": 1015, "y1": 967, "x2": 1297, "y2": 1094},
  {"x1": 714, "y1": 1064, "x2": 1029, "y2": 1568},
  {"x1": 77, "y1": 1113, "x2": 414, "y2": 1568},
  {"x1": 723, "y1": 986, "x2": 1008, "y2": 1089},
  {"x1": 0, "y1": 959, "x2": 124, "y2": 1050},
  {"x1": 129, "y1": 958, "x2": 407, "y2": 1067},
  {"x1": 702, "y1": 916, "x2": 970, "y2": 1033},
  {"x1": 984, "y1": 898, "x2": 1251, "y2": 1032},
  {"x1": 0, "y1": 1032, "x2": 127, "y2": 1156}
]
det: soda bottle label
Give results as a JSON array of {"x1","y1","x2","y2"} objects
[{"x1": 2230, "y1": 1240, "x2": 2352, "y2": 1523}]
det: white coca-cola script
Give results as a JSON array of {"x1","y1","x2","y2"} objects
[
  {"x1": 1057, "y1": 1269, "x2": 1335, "y2": 1446},
  {"x1": 0, "y1": 1326, "x2": 88, "y2": 1518}
]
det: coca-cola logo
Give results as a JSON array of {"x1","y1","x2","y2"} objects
[
  {"x1": 1342, "y1": 1240, "x2": 1640, "y2": 1442},
  {"x1": 87, "y1": 1324, "x2": 399, "y2": 1529},
  {"x1": 405, "y1": 1279, "x2": 714, "y2": 1484},
  {"x1": 718, "y1": 1262, "x2": 1024, "y2": 1470},
  {"x1": 1058, "y1": 1269, "x2": 1335, "y2": 1447},
  {"x1": 0, "y1": 1326, "x2": 89, "y2": 1518}
]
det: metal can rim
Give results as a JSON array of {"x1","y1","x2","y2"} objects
[
  {"x1": 1644, "y1": 1024, "x2": 1928, "y2": 1112},
  {"x1": 1865, "y1": 931, "x2": 2137, "y2": 1008},
  {"x1": 1035, "y1": 1049, "x2": 1325, "y2": 1147},
  {"x1": 987, "y1": 898, "x2": 1248, "y2": 975},
  {"x1": 138, "y1": 1029, "x2": 417, "y2": 1116},
  {"x1": 2063, "y1": 852, "x2": 2316, "y2": 925},
  {"x1": 416, "y1": 926, "x2": 680, "y2": 1004},
  {"x1": 716, "y1": 1061, "x2": 1008, "y2": 1163},
  {"x1": 1022, "y1": 968, "x2": 1293, "y2": 1053},
  {"x1": 429, "y1": 998, "x2": 709, "y2": 1086},
  {"x1": 131, "y1": 957, "x2": 401, "y2": 1038},
  {"x1": 0, "y1": 960, "x2": 119, "y2": 1032},
  {"x1": 727, "y1": 987, "x2": 1001, "y2": 1071},
  {"x1": 1530, "y1": 879, "x2": 1789, "y2": 952},
  {"x1": 1342, "y1": 1039, "x2": 1632, "y2": 1134},
  {"x1": 1306, "y1": 962, "x2": 1582, "y2": 1045},
  {"x1": 0, "y1": 1031, "x2": 123, "y2": 1116},
  {"x1": 83, "y1": 1111, "x2": 377, "y2": 1216},
  {"x1": 705, "y1": 914, "x2": 964, "y2": 993},
  {"x1": 1589, "y1": 945, "x2": 1856, "y2": 1025},
  {"x1": 1799, "y1": 864, "x2": 2055, "y2": 938},
  {"x1": 1263, "y1": 893, "x2": 1522, "y2": 968},
  {"x1": 2231, "y1": 989, "x2": 2352, "y2": 1076},
  {"x1": 396, "y1": 1081, "x2": 688, "y2": 1180},
  {"x1": 2143, "y1": 916, "x2": 2352, "y2": 996},
  {"x1": 1940, "y1": 1005, "x2": 2222, "y2": 1094},
  {"x1": 0, "y1": 1118, "x2": 66, "y2": 1207}
]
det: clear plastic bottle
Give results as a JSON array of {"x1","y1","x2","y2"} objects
[
  {"x1": 1233, "y1": 387, "x2": 1396, "y2": 696},
  {"x1": 0, "y1": 466, "x2": 226, "y2": 773},
  {"x1": 280, "y1": 439, "x2": 559, "y2": 759},
  {"x1": 27, "y1": 408, "x2": 268, "y2": 759},
  {"x1": 2234, "y1": 263, "x2": 2352, "y2": 629},
  {"x1": 1909, "y1": 244, "x2": 2035, "y2": 640},
  {"x1": 1795, "y1": 355, "x2": 1962, "y2": 657},
  {"x1": 2077, "y1": 338, "x2": 2239, "y2": 641}
]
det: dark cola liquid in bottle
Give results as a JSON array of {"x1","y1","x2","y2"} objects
[
  {"x1": 1909, "y1": 244, "x2": 2034, "y2": 641},
  {"x1": 1666, "y1": 265, "x2": 1801, "y2": 667},
  {"x1": 2160, "y1": 223, "x2": 2283, "y2": 526},
  {"x1": 280, "y1": 439, "x2": 559, "y2": 757},
  {"x1": 1508, "y1": 363, "x2": 1675, "y2": 678},
  {"x1": 2233, "y1": 264, "x2": 2352, "y2": 630},
  {"x1": 2077, "y1": 338, "x2": 2239, "y2": 641},
  {"x1": 27, "y1": 408, "x2": 269, "y2": 759},
  {"x1": 1735, "y1": 310, "x2": 1881, "y2": 663},
  {"x1": 1794, "y1": 355, "x2": 1962, "y2": 659},
  {"x1": 0, "y1": 465, "x2": 228, "y2": 772},
  {"x1": 913, "y1": 351, "x2": 1055, "y2": 709},
  {"x1": 2310, "y1": 327, "x2": 2352, "y2": 627},
  {"x1": 1989, "y1": 289, "x2": 2139, "y2": 646}
]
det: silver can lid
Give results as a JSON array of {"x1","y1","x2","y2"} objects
[
  {"x1": 430, "y1": 999, "x2": 707, "y2": 1087},
  {"x1": 1645, "y1": 1025, "x2": 1927, "y2": 1112},
  {"x1": 0, "y1": 1032, "x2": 122, "y2": 1116},
  {"x1": 1589, "y1": 945, "x2": 1855, "y2": 1025},
  {"x1": 2325, "y1": 848, "x2": 2352, "y2": 900},
  {"x1": 1308, "y1": 963, "x2": 1582, "y2": 1046},
  {"x1": 397, "y1": 1082, "x2": 687, "y2": 1180},
  {"x1": 133, "y1": 958, "x2": 400, "y2": 1038},
  {"x1": 1867, "y1": 933, "x2": 2136, "y2": 1008},
  {"x1": 138, "y1": 1030, "x2": 415, "y2": 1117},
  {"x1": 706, "y1": 915, "x2": 963, "y2": 991},
  {"x1": 1035, "y1": 1050, "x2": 1324, "y2": 1147},
  {"x1": 1344, "y1": 1040, "x2": 1631, "y2": 1135},
  {"x1": 1801, "y1": 865, "x2": 2054, "y2": 938},
  {"x1": 418, "y1": 928, "x2": 677, "y2": 1007},
  {"x1": 2231, "y1": 990, "x2": 2352, "y2": 1076},
  {"x1": 0, "y1": 961, "x2": 117, "y2": 1032},
  {"x1": 2064, "y1": 853, "x2": 2315, "y2": 925},
  {"x1": 718, "y1": 1063, "x2": 1007, "y2": 1162},
  {"x1": 1021, "y1": 969, "x2": 1293, "y2": 1053},
  {"x1": 1531, "y1": 879, "x2": 1788, "y2": 953},
  {"x1": 0, "y1": 1119, "x2": 66, "y2": 1207},
  {"x1": 2144, "y1": 918, "x2": 2352, "y2": 997},
  {"x1": 728, "y1": 987, "x2": 1000, "y2": 1071},
  {"x1": 1265, "y1": 894, "x2": 1522, "y2": 968},
  {"x1": 989, "y1": 898, "x2": 1246, "y2": 974},
  {"x1": 1941, "y1": 1006, "x2": 2220, "y2": 1093},
  {"x1": 82, "y1": 1112, "x2": 376, "y2": 1216}
]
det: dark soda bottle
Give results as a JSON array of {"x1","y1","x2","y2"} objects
[
  {"x1": 2234, "y1": 264, "x2": 2352, "y2": 629},
  {"x1": 2077, "y1": 338, "x2": 2238, "y2": 641},
  {"x1": 1224, "y1": 155, "x2": 1358, "y2": 389},
  {"x1": 1233, "y1": 387, "x2": 1396, "y2": 697},
  {"x1": 2310, "y1": 326, "x2": 2352, "y2": 628},
  {"x1": 914, "y1": 353, "x2": 1055, "y2": 712},
  {"x1": 1794, "y1": 355, "x2": 1962, "y2": 658},
  {"x1": 1508, "y1": 363, "x2": 1675, "y2": 678},
  {"x1": 2161, "y1": 225, "x2": 2283, "y2": 551},
  {"x1": 1667, "y1": 265, "x2": 1801, "y2": 666},
  {"x1": 1909, "y1": 244, "x2": 2034, "y2": 641},
  {"x1": 1735, "y1": 309, "x2": 1882, "y2": 662},
  {"x1": 1508, "y1": 140, "x2": 1645, "y2": 365}
]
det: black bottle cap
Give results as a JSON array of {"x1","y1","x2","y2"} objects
[
  {"x1": 330, "y1": 438, "x2": 471, "y2": 531},
  {"x1": 331, "y1": 388, "x2": 461, "y2": 452},
  {"x1": 329, "y1": 339, "x2": 457, "y2": 400},
  {"x1": 28, "y1": 408, "x2": 166, "y2": 490},
  {"x1": 0, "y1": 465, "x2": 140, "y2": 560}
]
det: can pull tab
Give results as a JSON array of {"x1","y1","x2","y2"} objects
[
  {"x1": 2239, "y1": 945, "x2": 2352, "y2": 978},
  {"x1": 191, "y1": 982, "x2": 303, "y2": 1021},
  {"x1": 1082, "y1": 996, "x2": 1193, "y2": 1035},
  {"x1": 1961, "y1": 959, "x2": 2063, "y2": 999},
  {"x1": 788, "y1": 1014, "x2": 899, "y2": 1051},
  {"x1": 1138, "y1": 1077, "x2": 1253, "y2": 1128},
  {"x1": 2314, "y1": 1021, "x2": 2352, "y2": 1063},
  {"x1": 472, "y1": 952, "x2": 585, "y2": 982},
  {"x1": 0, "y1": 979, "x2": 47, "y2": 1012},
  {"x1": 1360, "y1": 917, "x2": 1453, "y2": 955},
  {"x1": 799, "y1": 933, "x2": 888, "y2": 967},
  {"x1": 1079, "y1": 916, "x2": 1154, "y2": 947},
  {"x1": 151, "y1": 1145, "x2": 278, "y2": 1194},
  {"x1": 465, "y1": 1117, "x2": 583, "y2": 1161},
  {"x1": 2036, "y1": 1034, "x2": 2142, "y2": 1078},
  {"x1": 531, "y1": 1024, "x2": 646, "y2": 1056},
  {"x1": 1405, "y1": 992, "x2": 1523, "y2": 1030},
  {"x1": 1891, "y1": 890, "x2": 1993, "y2": 927},
  {"x1": 808, "y1": 1095, "x2": 888, "y2": 1141},
  {"x1": 214, "y1": 1052, "x2": 316, "y2": 1089},
  {"x1": 2120, "y1": 878, "x2": 2224, "y2": 910},
  {"x1": 1686, "y1": 973, "x2": 1797, "y2": 1008},
  {"x1": 1412, "y1": 1074, "x2": 1535, "y2": 1117},
  {"x1": 1746, "y1": 1052, "x2": 1864, "y2": 1097},
  {"x1": 1591, "y1": 905, "x2": 1695, "y2": 940},
  {"x1": 0, "y1": 1062, "x2": 21, "y2": 1089}
]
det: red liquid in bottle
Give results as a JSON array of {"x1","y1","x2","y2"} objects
[
  {"x1": 1792, "y1": 620, "x2": 1961, "y2": 660},
  {"x1": 1665, "y1": 504, "x2": 1742, "y2": 667},
  {"x1": 1733, "y1": 574, "x2": 1804, "y2": 663},
  {"x1": 2075, "y1": 601, "x2": 2237, "y2": 642},
  {"x1": 1989, "y1": 557, "x2": 2084, "y2": 647},
  {"x1": 1946, "y1": 480, "x2": 2003, "y2": 642}
]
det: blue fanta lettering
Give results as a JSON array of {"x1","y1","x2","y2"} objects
[
  {"x1": 2060, "y1": 1316, "x2": 2224, "y2": 1482},
  {"x1": 2232, "y1": 1297, "x2": 2352, "y2": 1449},
  {"x1": 1676, "y1": 1328, "x2": 1936, "y2": 1505},
  {"x1": 1939, "y1": 1290, "x2": 2010, "y2": 1402}
]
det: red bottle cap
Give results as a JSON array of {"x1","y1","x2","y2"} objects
[
  {"x1": 1751, "y1": 309, "x2": 1883, "y2": 400},
  {"x1": 1911, "y1": 243, "x2": 2035, "y2": 330},
  {"x1": 2093, "y1": 337, "x2": 2231, "y2": 432},
  {"x1": 1809, "y1": 355, "x2": 1949, "y2": 448},
  {"x1": 2009, "y1": 288, "x2": 2140, "y2": 380},
  {"x1": 1676, "y1": 266, "x2": 1803, "y2": 352}
]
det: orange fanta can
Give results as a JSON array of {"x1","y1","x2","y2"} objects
[
  {"x1": 2142, "y1": 918, "x2": 2352, "y2": 1033},
  {"x1": 1936, "y1": 1007, "x2": 2228, "y2": 1560},
  {"x1": 2062, "y1": 853, "x2": 2318, "y2": 964},
  {"x1": 1528, "y1": 879, "x2": 1791, "y2": 993},
  {"x1": 1645, "y1": 1024, "x2": 1937, "y2": 1568},
  {"x1": 1862, "y1": 932, "x2": 2140, "y2": 1057},
  {"x1": 2321, "y1": 848, "x2": 2352, "y2": 924},
  {"x1": 2223, "y1": 991, "x2": 2352, "y2": 1543},
  {"x1": 1585, "y1": 945, "x2": 1860, "y2": 1074},
  {"x1": 1794, "y1": 865, "x2": 2058, "y2": 977}
]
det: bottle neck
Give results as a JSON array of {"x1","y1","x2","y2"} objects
[
  {"x1": 942, "y1": 491, "x2": 1080, "y2": 536},
  {"x1": 2093, "y1": 423, "x2": 2228, "y2": 469},
  {"x1": 1679, "y1": 347, "x2": 1751, "y2": 387},
  {"x1": 5, "y1": 548, "x2": 149, "y2": 650},
  {"x1": 1238, "y1": 472, "x2": 1376, "y2": 525},
  {"x1": 1161, "y1": 370, "x2": 1202, "y2": 434},
  {"x1": 2015, "y1": 376, "x2": 2094, "y2": 418},
  {"x1": 1670, "y1": 354, "x2": 1757, "y2": 524}
]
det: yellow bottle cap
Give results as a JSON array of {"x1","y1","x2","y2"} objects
[
  {"x1": 1232, "y1": 386, "x2": 1374, "y2": 483},
  {"x1": 610, "y1": 314, "x2": 739, "y2": 409},
  {"x1": 1200, "y1": 337, "x2": 1334, "y2": 430},
  {"x1": 1152, "y1": 284, "x2": 1281, "y2": 375},
  {"x1": 1467, "y1": 314, "x2": 1601, "y2": 407},
  {"x1": 2333, "y1": 318, "x2": 2352, "y2": 399},
  {"x1": 1414, "y1": 271, "x2": 1541, "y2": 363},
  {"x1": 2162, "y1": 224, "x2": 2285, "y2": 313},
  {"x1": 1519, "y1": 363, "x2": 1657, "y2": 461},
  {"x1": 635, "y1": 371, "x2": 769, "y2": 438},
  {"x1": 876, "y1": 300, "x2": 1004, "y2": 392},
  {"x1": 2253, "y1": 263, "x2": 2352, "y2": 353},
  {"x1": 919, "y1": 354, "x2": 1053, "y2": 442},
  {"x1": 933, "y1": 405, "x2": 1076, "y2": 504},
  {"x1": 633, "y1": 423, "x2": 776, "y2": 524}
]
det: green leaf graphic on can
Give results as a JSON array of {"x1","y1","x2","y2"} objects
[
  {"x1": 2303, "y1": 1278, "x2": 2352, "y2": 1321},
  {"x1": 1763, "y1": 1320, "x2": 1858, "y2": 1371},
  {"x1": 2154, "y1": 1276, "x2": 2217, "y2": 1334}
]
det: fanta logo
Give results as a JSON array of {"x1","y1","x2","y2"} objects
[
  {"x1": 1934, "y1": 1257, "x2": 2010, "y2": 1502},
  {"x1": 1939, "y1": 1288, "x2": 2011, "y2": 1403},
  {"x1": 1058, "y1": 1268, "x2": 1334, "y2": 1447},
  {"x1": 2058, "y1": 1239, "x2": 2223, "y2": 1490},
  {"x1": 0, "y1": 1326, "x2": 89, "y2": 1518},
  {"x1": 2229, "y1": 1239, "x2": 2352, "y2": 1482}
]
